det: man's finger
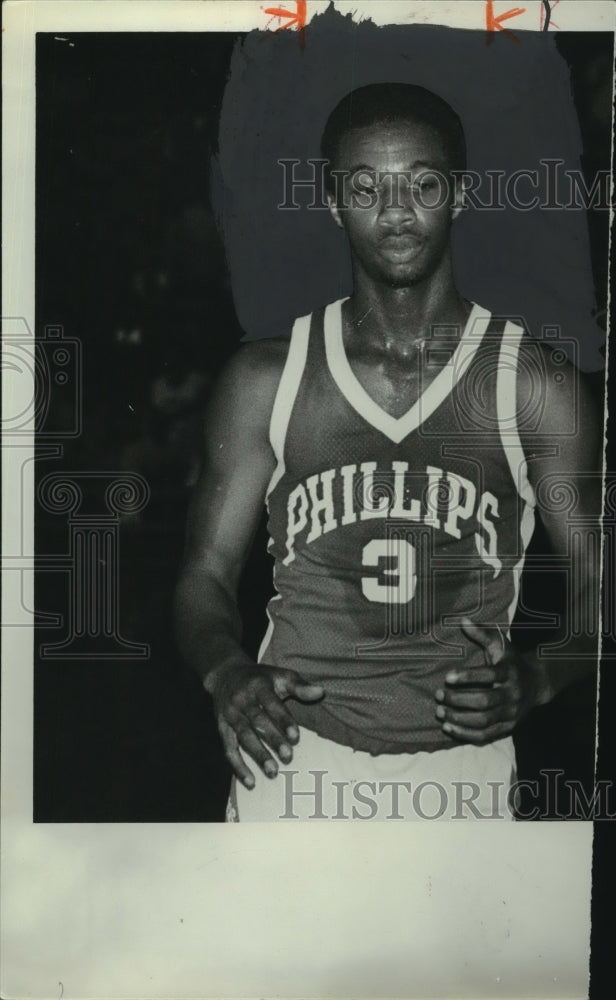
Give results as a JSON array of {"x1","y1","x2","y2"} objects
[
  {"x1": 441, "y1": 720, "x2": 511, "y2": 744},
  {"x1": 235, "y1": 720, "x2": 280, "y2": 778},
  {"x1": 460, "y1": 618, "x2": 505, "y2": 664},
  {"x1": 218, "y1": 719, "x2": 256, "y2": 789},
  {"x1": 244, "y1": 704, "x2": 294, "y2": 763},
  {"x1": 272, "y1": 669, "x2": 325, "y2": 702},
  {"x1": 436, "y1": 686, "x2": 506, "y2": 711},
  {"x1": 259, "y1": 690, "x2": 301, "y2": 744},
  {"x1": 436, "y1": 706, "x2": 498, "y2": 729},
  {"x1": 444, "y1": 665, "x2": 507, "y2": 687}
]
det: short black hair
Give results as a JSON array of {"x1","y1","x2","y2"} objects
[{"x1": 321, "y1": 83, "x2": 467, "y2": 193}]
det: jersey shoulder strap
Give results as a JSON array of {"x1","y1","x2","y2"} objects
[
  {"x1": 266, "y1": 312, "x2": 312, "y2": 499},
  {"x1": 496, "y1": 319, "x2": 536, "y2": 507}
]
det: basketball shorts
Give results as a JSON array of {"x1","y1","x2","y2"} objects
[{"x1": 226, "y1": 727, "x2": 517, "y2": 822}]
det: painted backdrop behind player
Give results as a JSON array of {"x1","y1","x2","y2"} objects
[{"x1": 175, "y1": 84, "x2": 601, "y2": 821}]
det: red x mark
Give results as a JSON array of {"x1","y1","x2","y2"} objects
[
  {"x1": 485, "y1": 0, "x2": 526, "y2": 44},
  {"x1": 263, "y1": 1, "x2": 307, "y2": 32}
]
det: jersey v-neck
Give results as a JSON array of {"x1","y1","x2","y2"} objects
[{"x1": 323, "y1": 297, "x2": 491, "y2": 444}]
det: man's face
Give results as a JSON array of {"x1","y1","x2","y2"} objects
[{"x1": 327, "y1": 119, "x2": 464, "y2": 288}]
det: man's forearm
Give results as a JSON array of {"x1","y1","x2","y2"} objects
[
  {"x1": 521, "y1": 573, "x2": 601, "y2": 706},
  {"x1": 523, "y1": 641, "x2": 599, "y2": 707},
  {"x1": 174, "y1": 569, "x2": 252, "y2": 691}
]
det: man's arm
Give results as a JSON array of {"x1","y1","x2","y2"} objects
[
  {"x1": 520, "y1": 342, "x2": 602, "y2": 700},
  {"x1": 174, "y1": 340, "x2": 323, "y2": 787},
  {"x1": 435, "y1": 339, "x2": 603, "y2": 743}
]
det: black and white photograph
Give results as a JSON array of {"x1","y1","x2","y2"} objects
[{"x1": 2, "y1": 1, "x2": 615, "y2": 996}]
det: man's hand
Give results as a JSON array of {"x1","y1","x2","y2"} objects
[
  {"x1": 434, "y1": 618, "x2": 549, "y2": 744},
  {"x1": 208, "y1": 663, "x2": 324, "y2": 789}
]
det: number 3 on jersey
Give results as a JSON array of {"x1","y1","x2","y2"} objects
[{"x1": 361, "y1": 538, "x2": 417, "y2": 604}]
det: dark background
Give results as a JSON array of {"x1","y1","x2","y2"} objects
[
  {"x1": 35, "y1": 32, "x2": 245, "y2": 824},
  {"x1": 33, "y1": 31, "x2": 612, "y2": 825}
]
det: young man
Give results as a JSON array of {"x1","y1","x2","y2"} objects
[{"x1": 175, "y1": 84, "x2": 601, "y2": 821}]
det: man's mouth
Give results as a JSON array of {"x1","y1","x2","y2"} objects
[{"x1": 379, "y1": 233, "x2": 424, "y2": 260}]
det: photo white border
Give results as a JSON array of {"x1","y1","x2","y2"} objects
[{"x1": 2, "y1": 3, "x2": 614, "y2": 997}]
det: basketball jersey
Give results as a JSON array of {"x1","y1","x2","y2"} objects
[{"x1": 259, "y1": 298, "x2": 536, "y2": 755}]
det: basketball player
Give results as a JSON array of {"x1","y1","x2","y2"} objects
[{"x1": 175, "y1": 84, "x2": 601, "y2": 821}]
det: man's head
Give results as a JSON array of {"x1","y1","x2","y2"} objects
[
  {"x1": 320, "y1": 83, "x2": 467, "y2": 288},
  {"x1": 321, "y1": 83, "x2": 467, "y2": 195}
]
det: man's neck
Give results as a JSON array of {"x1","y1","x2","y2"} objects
[{"x1": 345, "y1": 269, "x2": 468, "y2": 353}]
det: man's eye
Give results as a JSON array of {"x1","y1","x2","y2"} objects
[
  {"x1": 415, "y1": 178, "x2": 437, "y2": 191},
  {"x1": 354, "y1": 174, "x2": 378, "y2": 194},
  {"x1": 411, "y1": 176, "x2": 445, "y2": 206}
]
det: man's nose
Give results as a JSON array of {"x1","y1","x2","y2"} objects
[{"x1": 379, "y1": 175, "x2": 417, "y2": 222}]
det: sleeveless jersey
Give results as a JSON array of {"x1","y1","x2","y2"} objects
[{"x1": 259, "y1": 298, "x2": 536, "y2": 755}]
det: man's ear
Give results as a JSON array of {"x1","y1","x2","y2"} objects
[
  {"x1": 450, "y1": 176, "x2": 466, "y2": 221},
  {"x1": 327, "y1": 191, "x2": 345, "y2": 230}
]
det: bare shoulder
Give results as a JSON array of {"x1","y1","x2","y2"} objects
[
  {"x1": 211, "y1": 335, "x2": 291, "y2": 411},
  {"x1": 226, "y1": 335, "x2": 291, "y2": 375},
  {"x1": 205, "y1": 335, "x2": 291, "y2": 445},
  {"x1": 516, "y1": 331, "x2": 601, "y2": 447}
]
